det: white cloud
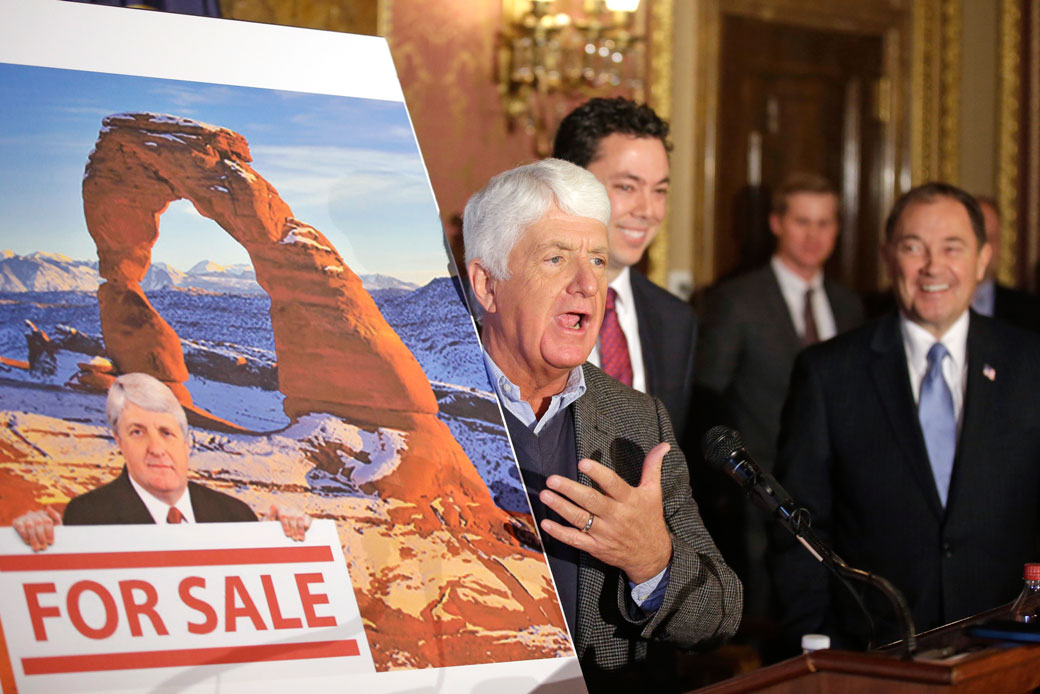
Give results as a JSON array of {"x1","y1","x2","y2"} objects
[
  {"x1": 249, "y1": 144, "x2": 431, "y2": 210},
  {"x1": 145, "y1": 83, "x2": 237, "y2": 111}
]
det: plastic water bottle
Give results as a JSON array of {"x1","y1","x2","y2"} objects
[
  {"x1": 1010, "y1": 563, "x2": 1040, "y2": 623},
  {"x1": 801, "y1": 633, "x2": 831, "y2": 653}
]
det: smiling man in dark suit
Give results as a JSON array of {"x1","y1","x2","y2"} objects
[
  {"x1": 553, "y1": 98, "x2": 697, "y2": 443},
  {"x1": 14, "y1": 372, "x2": 310, "y2": 549},
  {"x1": 465, "y1": 159, "x2": 740, "y2": 691},
  {"x1": 771, "y1": 182, "x2": 1040, "y2": 651}
]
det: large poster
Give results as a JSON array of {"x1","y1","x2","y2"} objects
[{"x1": 0, "y1": 2, "x2": 581, "y2": 691}]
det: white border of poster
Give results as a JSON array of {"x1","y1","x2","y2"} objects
[{"x1": 0, "y1": 2, "x2": 585, "y2": 692}]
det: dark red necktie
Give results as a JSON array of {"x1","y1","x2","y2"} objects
[
  {"x1": 803, "y1": 288, "x2": 820, "y2": 346},
  {"x1": 600, "y1": 287, "x2": 633, "y2": 387},
  {"x1": 166, "y1": 506, "x2": 185, "y2": 524}
]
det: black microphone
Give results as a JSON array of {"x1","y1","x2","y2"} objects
[{"x1": 701, "y1": 425, "x2": 810, "y2": 537}]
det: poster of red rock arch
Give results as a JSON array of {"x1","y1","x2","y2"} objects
[{"x1": 0, "y1": 2, "x2": 581, "y2": 692}]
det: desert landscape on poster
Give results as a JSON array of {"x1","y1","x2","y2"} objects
[{"x1": 0, "y1": 61, "x2": 571, "y2": 671}]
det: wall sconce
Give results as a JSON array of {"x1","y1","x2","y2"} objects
[{"x1": 498, "y1": 0, "x2": 645, "y2": 155}]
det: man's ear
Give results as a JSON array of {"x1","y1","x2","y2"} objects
[
  {"x1": 468, "y1": 259, "x2": 498, "y2": 314},
  {"x1": 879, "y1": 239, "x2": 893, "y2": 270},
  {"x1": 976, "y1": 239, "x2": 994, "y2": 282},
  {"x1": 768, "y1": 213, "x2": 782, "y2": 238}
]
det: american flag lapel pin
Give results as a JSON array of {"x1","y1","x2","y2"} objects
[{"x1": 983, "y1": 364, "x2": 996, "y2": 382}]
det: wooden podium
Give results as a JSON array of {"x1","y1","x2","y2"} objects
[{"x1": 691, "y1": 608, "x2": 1040, "y2": 693}]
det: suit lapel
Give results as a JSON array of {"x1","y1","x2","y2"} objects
[
  {"x1": 824, "y1": 278, "x2": 856, "y2": 332},
  {"x1": 629, "y1": 272, "x2": 658, "y2": 393},
  {"x1": 868, "y1": 315, "x2": 945, "y2": 518},
  {"x1": 571, "y1": 366, "x2": 616, "y2": 657},
  {"x1": 946, "y1": 315, "x2": 997, "y2": 513},
  {"x1": 115, "y1": 467, "x2": 157, "y2": 524},
  {"x1": 762, "y1": 267, "x2": 803, "y2": 353}
]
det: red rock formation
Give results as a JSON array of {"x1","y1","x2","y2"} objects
[
  {"x1": 82, "y1": 113, "x2": 437, "y2": 424},
  {"x1": 70, "y1": 113, "x2": 566, "y2": 670}
]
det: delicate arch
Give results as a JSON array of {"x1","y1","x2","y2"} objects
[{"x1": 82, "y1": 112, "x2": 437, "y2": 426}]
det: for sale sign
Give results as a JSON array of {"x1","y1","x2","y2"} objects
[{"x1": 0, "y1": 521, "x2": 373, "y2": 692}]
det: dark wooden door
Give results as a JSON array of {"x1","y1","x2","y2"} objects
[{"x1": 714, "y1": 15, "x2": 884, "y2": 291}]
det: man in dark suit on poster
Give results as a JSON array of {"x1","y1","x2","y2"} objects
[
  {"x1": 14, "y1": 372, "x2": 310, "y2": 548},
  {"x1": 771, "y1": 182, "x2": 1040, "y2": 651},
  {"x1": 553, "y1": 98, "x2": 698, "y2": 443},
  {"x1": 464, "y1": 158, "x2": 741, "y2": 691}
]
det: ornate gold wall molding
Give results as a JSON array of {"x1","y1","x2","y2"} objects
[
  {"x1": 686, "y1": 1, "x2": 718, "y2": 290},
  {"x1": 646, "y1": 0, "x2": 673, "y2": 287},
  {"x1": 378, "y1": 0, "x2": 392, "y2": 37},
  {"x1": 219, "y1": 0, "x2": 379, "y2": 34},
  {"x1": 997, "y1": 0, "x2": 1021, "y2": 285},
  {"x1": 1028, "y1": 0, "x2": 1040, "y2": 289},
  {"x1": 910, "y1": 0, "x2": 959, "y2": 185},
  {"x1": 938, "y1": 0, "x2": 960, "y2": 183}
]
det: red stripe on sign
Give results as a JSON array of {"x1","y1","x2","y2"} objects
[
  {"x1": 0, "y1": 546, "x2": 333, "y2": 572},
  {"x1": 21, "y1": 639, "x2": 361, "y2": 675}
]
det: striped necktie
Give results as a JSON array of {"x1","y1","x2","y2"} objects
[
  {"x1": 918, "y1": 342, "x2": 956, "y2": 506},
  {"x1": 599, "y1": 287, "x2": 633, "y2": 387}
]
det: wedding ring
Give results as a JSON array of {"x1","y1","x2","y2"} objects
[{"x1": 582, "y1": 514, "x2": 595, "y2": 533}]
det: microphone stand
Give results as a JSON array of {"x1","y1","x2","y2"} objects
[
  {"x1": 776, "y1": 499, "x2": 918, "y2": 658},
  {"x1": 702, "y1": 427, "x2": 918, "y2": 657}
]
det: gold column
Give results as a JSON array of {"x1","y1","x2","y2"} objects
[
  {"x1": 647, "y1": 0, "x2": 674, "y2": 288},
  {"x1": 997, "y1": 0, "x2": 1021, "y2": 285},
  {"x1": 1028, "y1": 0, "x2": 1040, "y2": 290},
  {"x1": 910, "y1": 0, "x2": 960, "y2": 186}
]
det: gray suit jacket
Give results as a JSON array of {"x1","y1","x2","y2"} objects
[
  {"x1": 696, "y1": 263, "x2": 864, "y2": 469},
  {"x1": 572, "y1": 364, "x2": 742, "y2": 683}
]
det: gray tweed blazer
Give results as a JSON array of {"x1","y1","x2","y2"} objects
[{"x1": 572, "y1": 363, "x2": 743, "y2": 677}]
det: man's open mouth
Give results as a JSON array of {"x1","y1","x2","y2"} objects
[{"x1": 558, "y1": 312, "x2": 589, "y2": 330}]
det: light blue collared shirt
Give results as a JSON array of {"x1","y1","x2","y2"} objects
[
  {"x1": 482, "y1": 350, "x2": 670, "y2": 612},
  {"x1": 482, "y1": 350, "x2": 586, "y2": 435}
]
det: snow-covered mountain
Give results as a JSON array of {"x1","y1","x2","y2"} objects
[
  {"x1": 0, "y1": 250, "x2": 100, "y2": 292},
  {"x1": 1, "y1": 250, "x2": 418, "y2": 298},
  {"x1": 141, "y1": 261, "x2": 187, "y2": 290},
  {"x1": 373, "y1": 276, "x2": 485, "y2": 390},
  {"x1": 360, "y1": 273, "x2": 418, "y2": 292}
]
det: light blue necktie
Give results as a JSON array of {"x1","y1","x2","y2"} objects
[{"x1": 919, "y1": 343, "x2": 956, "y2": 506}]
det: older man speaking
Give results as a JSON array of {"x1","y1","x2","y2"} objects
[{"x1": 464, "y1": 159, "x2": 741, "y2": 688}]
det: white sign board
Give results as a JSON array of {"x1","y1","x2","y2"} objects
[
  {"x1": 0, "y1": 522, "x2": 372, "y2": 692},
  {"x1": 0, "y1": 2, "x2": 587, "y2": 691}
]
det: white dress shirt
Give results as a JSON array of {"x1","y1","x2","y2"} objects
[
  {"x1": 129, "y1": 473, "x2": 196, "y2": 524},
  {"x1": 771, "y1": 255, "x2": 838, "y2": 342},
  {"x1": 901, "y1": 309, "x2": 970, "y2": 430},
  {"x1": 588, "y1": 266, "x2": 647, "y2": 393}
]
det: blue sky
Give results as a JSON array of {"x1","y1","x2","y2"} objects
[{"x1": 0, "y1": 62, "x2": 449, "y2": 285}]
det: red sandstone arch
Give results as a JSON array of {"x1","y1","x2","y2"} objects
[{"x1": 82, "y1": 112, "x2": 437, "y2": 426}]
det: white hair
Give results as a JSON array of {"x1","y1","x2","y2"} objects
[
  {"x1": 106, "y1": 372, "x2": 188, "y2": 439},
  {"x1": 463, "y1": 158, "x2": 611, "y2": 280}
]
